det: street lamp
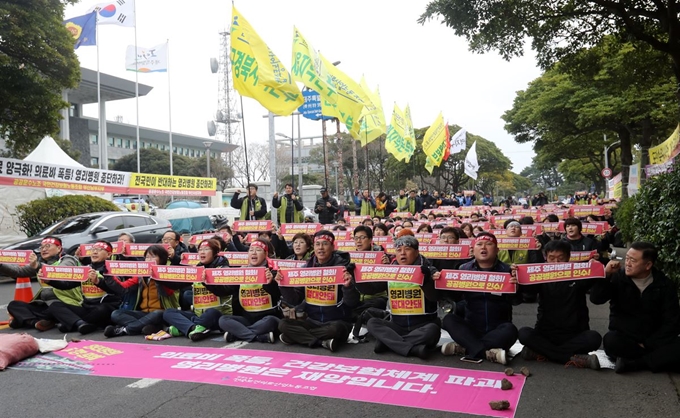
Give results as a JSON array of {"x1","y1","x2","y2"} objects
[
  {"x1": 603, "y1": 135, "x2": 621, "y2": 170},
  {"x1": 332, "y1": 161, "x2": 339, "y2": 196},
  {"x1": 203, "y1": 141, "x2": 212, "y2": 178}
]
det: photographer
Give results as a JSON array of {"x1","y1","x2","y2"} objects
[{"x1": 314, "y1": 187, "x2": 338, "y2": 224}]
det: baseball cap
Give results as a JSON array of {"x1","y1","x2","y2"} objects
[{"x1": 320, "y1": 187, "x2": 328, "y2": 193}]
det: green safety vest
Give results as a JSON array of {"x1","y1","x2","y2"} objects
[
  {"x1": 497, "y1": 249, "x2": 529, "y2": 265},
  {"x1": 34, "y1": 255, "x2": 83, "y2": 307},
  {"x1": 278, "y1": 195, "x2": 302, "y2": 224},
  {"x1": 397, "y1": 196, "x2": 408, "y2": 212},
  {"x1": 360, "y1": 199, "x2": 374, "y2": 217},
  {"x1": 240, "y1": 196, "x2": 263, "y2": 220}
]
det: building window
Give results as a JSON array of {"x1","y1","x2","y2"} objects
[
  {"x1": 154, "y1": 143, "x2": 159, "y2": 149},
  {"x1": 108, "y1": 159, "x2": 116, "y2": 166},
  {"x1": 173, "y1": 146, "x2": 177, "y2": 153},
  {"x1": 69, "y1": 105, "x2": 75, "y2": 117},
  {"x1": 91, "y1": 157, "x2": 99, "y2": 166},
  {"x1": 210, "y1": 151, "x2": 216, "y2": 158},
  {"x1": 108, "y1": 137, "x2": 114, "y2": 146},
  {"x1": 190, "y1": 149, "x2": 195, "y2": 157},
  {"x1": 133, "y1": 141, "x2": 137, "y2": 149},
  {"x1": 160, "y1": 145, "x2": 166, "y2": 151},
  {"x1": 90, "y1": 134, "x2": 98, "y2": 144},
  {"x1": 116, "y1": 138, "x2": 122, "y2": 148},
  {"x1": 125, "y1": 139, "x2": 131, "y2": 149}
]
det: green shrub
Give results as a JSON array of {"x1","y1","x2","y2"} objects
[
  {"x1": 613, "y1": 195, "x2": 637, "y2": 243},
  {"x1": 16, "y1": 195, "x2": 120, "y2": 237},
  {"x1": 630, "y1": 169, "x2": 680, "y2": 289}
]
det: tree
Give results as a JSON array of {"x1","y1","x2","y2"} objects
[
  {"x1": 0, "y1": 0, "x2": 81, "y2": 155},
  {"x1": 419, "y1": 0, "x2": 680, "y2": 109},
  {"x1": 230, "y1": 143, "x2": 270, "y2": 187}
]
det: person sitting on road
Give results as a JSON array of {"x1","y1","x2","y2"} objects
[
  {"x1": 159, "y1": 239, "x2": 232, "y2": 341},
  {"x1": 516, "y1": 240, "x2": 602, "y2": 369},
  {"x1": 3, "y1": 236, "x2": 81, "y2": 331},
  {"x1": 590, "y1": 242, "x2": 680, "y2": 373},
  {"x1": 351, "y1": 226, "x2": 390, "y2": 321},
  {"x1": 366, "y1": 233, "x2": 441, "y2": 359},
  {"x1": 100, "y1": 245, "x2": 180, "y2": 338},
  {"x1": 438, "y1": 233, "x2": 519, "y2": 365},
  {"x1": 276, "y1": 230, "x2": 359, "y2": 352}
]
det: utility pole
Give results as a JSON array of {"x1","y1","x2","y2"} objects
[{"x1": 335, "y1": 118, "x2": 344, "y2": 199}]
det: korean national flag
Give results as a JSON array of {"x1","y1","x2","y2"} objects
[{"x1": 89, "y1": 0, "x2": 135, "y2": 27}]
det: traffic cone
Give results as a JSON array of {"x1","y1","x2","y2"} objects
[{"x1": 14, "y1": 277, "x2": 34, "y2": 303}]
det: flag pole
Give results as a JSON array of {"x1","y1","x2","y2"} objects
[
  {"x1": 240, "y1": 96, "x2": 250, "y2": 185},
  {"x1": 96, "y1": 18, "x2": 103, "y2": 170},
  {"x1": 133, "y1": 2, "x2": 140, "y2": 174},
  {"x1": 167, "y1": 39, "x2": 173, "y2": 176}
]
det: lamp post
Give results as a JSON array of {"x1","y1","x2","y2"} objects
[
  {"x1": 203, "y1": 141, "x2": 212, "y2": 178},
  {"x1": 332, "y1": 161, "x2": 339, "y2": 196},
  {"x1": 603, "y1": 134, "x2": 621, "y2": 170}
]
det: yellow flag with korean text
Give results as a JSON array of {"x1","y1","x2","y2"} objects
[
  {"x1": 230, "y1": 6, "x2": 303, "y2": 115},
  {"x1": 357, "y1": 76, "x2": 385, "y2": 146},
  {"x1": 385, "y1": 103, "x2": 412, "y2": 161},
  {"x1": 403, "y1": 105, "x2": 416, "y2": 163},
  {"x1": 422, "y1": 112, "x2": 447, "y2": 167},
  {"x1": 320, "y1": 53, "x2": 371, "y2": 137},
  {"x1": 291, "y1": 27, "x2": 338, "y2": 104},
  {"x1": 425, "y1": 156, "x2": 436, "y2": 174}
]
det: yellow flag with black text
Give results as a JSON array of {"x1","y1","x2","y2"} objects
[
  {"x1": 385, "y1": 103, "x2": 413, "y2": 162},
  {"x1": 403, "y1": 105, "x2": 416, "y2": 163},
  {"x1": 422, "y1": 112, "x2": 447, "y2": 167},
  {"x1": 230, "y1": 6, "x2": 303, "y2": 115}
]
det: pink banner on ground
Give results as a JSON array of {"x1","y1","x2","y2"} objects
[{"x1": 11, "y1": 342, "x2": 524, "y2": 417}]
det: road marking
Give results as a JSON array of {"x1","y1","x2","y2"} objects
[
  {"x1": 0, "y1": 304, "x2": 7, "y2": 311},
  {"x1": 222, "y1": 341, "x2": 248, "y2": 349},
  {"x1": 126, "y1": 378, "x2": 161, "y2": 389}
]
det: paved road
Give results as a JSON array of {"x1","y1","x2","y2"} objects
[{"x1": 1, "y1": 277, "x2": 679, "y2": 418}]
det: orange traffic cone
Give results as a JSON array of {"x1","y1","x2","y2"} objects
[{"x1": 14, "y1": 277, "x2": 34, "y2": 303}]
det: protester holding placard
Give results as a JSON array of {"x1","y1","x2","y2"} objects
[
  {"x1": 438, "y1": 233, "x2": 518, "y2": 365},
  {"x1": 277, "y1": 230, "x2": 359, "y2": 352},
  {"x1": 46, "y1": 241, "x2": 122, "y2": 335},
  {"x1": 351, "y1": 226, "x2": 390, "y2": 320},
  {"x1": 101, "y1": 245, "x2": 180, "y2": 338},
  {"x1": 590, "y1": 242, "x2": 680, "y2": 373},
  {"x1": 515, "y1": 240, "x2": 602, "y2": 369},
  {"x1": 162, "y1": 230, "x2": 193, "y2": 310},
  {"x1": 158, "y1": 239, "x2": 233, "y2": 342},
  {"x1": 498, "y1": 220, "x2": 544, "y2": 303},
  {"x1": 201, "y1": 238, "x2": 282, "y2": 344},
  {"x1": 366, "y1": 233, "x2": 441, "y2": 359},
  {"x1": 4, "y1": 236, "x2": 81, "y2": 331}
]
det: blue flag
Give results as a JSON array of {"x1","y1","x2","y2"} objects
[{"x1": 63, "y1": 12, "x2": 97, "y2": 49}]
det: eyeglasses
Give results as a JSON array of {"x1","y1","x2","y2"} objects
[
  {"x1": 440, "y1": 235, "x2": 458, "y2": 241},
  {"x1": 353, "y1": 236, "x2": 369, "y2": 241},
  {"x1": 38, "y1": 244, "x2": 56, "y2": 251},
  {"x1": 161, "y1": 238, "x2": 176, "y2": 243}
]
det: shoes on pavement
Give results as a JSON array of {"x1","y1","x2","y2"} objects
[
  {"x1": 141, "y1": 324, "x2": 162, "y2": 336},
  {"x1": 57, "y1": 323, "x2": 72, "y2": 333},
  {"x1": 188, "y1": 325, "x2": 211, "y2": 342},
  {"x1": 279, "y1": 333, "x2": 293, "y2": 345},
  {"x1": 168, "y1": 326, "x2": 182, "y2": 337},
  {"x1": 373, "y1": 339, "x2": 388, "y2": 354},
  {"x1": 410, "y1": 344, "x2": 429, "y2": 360},
  {"x1": 520, "y1": 346, "x2": 546, "y2": 362},
  {"x1": 35, "y1": 320, "x2": 55, "y2": 332},
  {"x1": 486, "y1": 348, "x2": 507, "y2": 365},
  {"x1": 441, "y1": 342, "x2": 466, "y2": 356},
  {"x1": 224, "y1": 331, "x2": 236, "y2": 343},
  {"x1": 8, "y1": 317, "x2": 22, "y2": 329},
  {"x1": 614, "y1": 357, "x2": 644, "y2": 374},
  {"x1": 255, "y1": 332, "x2": 275, "y2": 344},
  {"x1": 104, "y1": 325, "x2": 127, "y2": 338},
  {"x1": 565, "y1": 354, "x2": 600, "y2": 370},
  {"x1": 77, "y1": 322, "x2": 97, "y2": 335},
  {"x1": 321, "y1": 339, "x2": 339, "y2": 352}
]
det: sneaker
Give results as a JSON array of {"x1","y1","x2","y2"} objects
[
  {"x1": 35, "y1": 320, "x2": 55, "y2": 332},
  {"x1": 374, "y1": 339, "x2": 388, "y2": 354},
  {"x1": 410, "y1": 344, "x2": 429, "y2": 360},
  {"x1": 279, "y1": 333, "x2": 293, "y2": 345},
  {"x1": 188, "y1": 325, "x2": 211, "y2": 342},
  {"x1": 223, "y1": 331, "x2": 236, "y2": 343},
  {"x1": 104, "y1": 325, "x2": 127, "y2": 338},
  {"x1": 486, "y1": 348, "x2": 507, "y2": 365},
  {"x1": 614, "y1": 357, "x2": 641, "y2": 374},
  {"x1": 520, "y1": 346, "x2": 546, "y2": 362},
  {"x1": 57, "y1": 323, "x2": 72, "y2": 333},
  {"x1": 77, "y1": 322, "x2": 97, "y2": 335},
  {"x1": 168, "y1": 326, "x2": 182, "y2": 337},
  {"x1": 321, "y1": 339, "x2": 339, "y2": 352},
  {"x1": 441, "y1": 342, "x2": 466, "y2": 356},
  {"x1": 565, "y1": 354, "x2": 600, "y2": 370},
  {"x1": 141, "y1": 324, "x2": 162, "y2": 336},
  {"x1": 256, "y1": 332, "x2": 275, "y2": 344}
]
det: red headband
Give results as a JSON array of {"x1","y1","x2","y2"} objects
[
  {"x1": 199, "y1": 241, "x2": 211, "y2": 249},
  {"x1": 250, "y1": 241, "x2": 268, "y2": 253},
  {"x1": 41, "y1": 238, "x2": 61, "y2": 247},
  {"x1": 475, "y1": 235, "x2": 497, "y2": 245},
  {"x1": 92, "y1": 242, "x2": 112, "y2": 252},
  {"x1": 314, "y1": 234, "x2": 335, "y2": 244}
]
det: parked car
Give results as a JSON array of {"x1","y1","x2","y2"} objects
[
  {"x1": 2, "y1": 212, "x2": 172, "y2": 254},
  {"x1": 112, "y1": 196, "x2": 150, "y2": 213}
]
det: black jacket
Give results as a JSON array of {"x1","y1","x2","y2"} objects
[
  {"x1": 230, "y1": 192, "x2": 268, "y2": 220},
  {"x1": 562, "y1": 235, "x2": 598, "y2": 252},
  {"x1": 278, "y1": 251, "x2": 359, "y2": 322},
  {"x1": 590, "y1": 267, "x2": 680, "y2": 350},
  {"x1": 452, "y1": 259, "x2": 517, "y2": 333},
  {"x1": 314, "y1": 196, "x2": 339, "y2": 224}
]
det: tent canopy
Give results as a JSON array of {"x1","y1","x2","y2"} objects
[{"x1": 24, "y1": 136, "x2": 84, "y2": 167}]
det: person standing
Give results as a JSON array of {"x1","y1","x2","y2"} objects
[
  {"x1": 314, "y1": 187, "x2": 339, "y2": 225},
  {"x1": 272, "y1": 183, "x2": 303, "y2": 224},
  {"x1": 231, "y1": 183, "x2": 268, "y2": 221}
]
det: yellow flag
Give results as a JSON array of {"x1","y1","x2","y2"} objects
[
  {"x1": 230, "y1": 6, "x2": 303, "y2": 115},
  {"x1": 422, "y1": 112, "x2": 447, "y2": 166},
  {"x1": 357, "y1": 76, "x2": 385, "y2": 146},
  {"x1": 425, "y1": 156, "x2": 436, "y2": 174},
  {"x1": 291, "y1": 27, "x2": 338, "y2": 103},
  {"x1": 319, "y1": 53, "x2": 371, "y2": 137},
  {"x1": 385, "y1": 103, "x2": 413, "y2": 162},
  {"x1": 403, "y1": 105, "x2": 416, "y2": 163}
]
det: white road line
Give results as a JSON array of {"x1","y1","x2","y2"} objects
[
  {"x1": 221, "y1": 341, "x2": 249, "y2": 349},
  {"x1": 126, "y1": 378, "x2": 161, "y2": 389},
  {"x1": 0, "y1": 304, "x2": 7, "y2": 311}
]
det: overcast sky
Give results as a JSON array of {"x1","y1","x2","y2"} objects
[{"x1": 66, "y1": 0, "x2": 541, "y2": 173}]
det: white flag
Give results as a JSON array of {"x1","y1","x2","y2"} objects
[
  {"x1": 89, "y1": 0, "x2": 135, "y2": 27},
  {"x1": 125, "y1": 43, "x2": 168, "y2": 72},
  {"x1": 450, "y1": 128, "x2": 466, "y2": 155},
  {"x1": 464, "y1": 140, "x2": 479, "y2": 180}
]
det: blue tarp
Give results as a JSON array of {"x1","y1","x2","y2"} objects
[{"x1": 168, "y1": 216, "x2": 213, "y2": 234}]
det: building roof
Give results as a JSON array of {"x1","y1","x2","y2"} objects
[
  {"x1": 66, "y1": 68, "x2": 153, "y2": 104},
  {"x1": 83, "y1": 117, "x2": 239, "y2": 154}
]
